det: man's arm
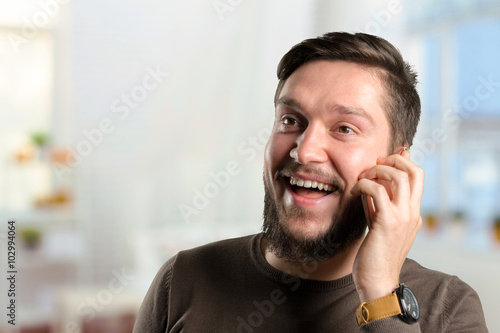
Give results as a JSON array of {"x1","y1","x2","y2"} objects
[
  {"x1": 351, "y1": 149, "x2": 423, "y2": 303},
  {"x1": 440, "y1": 276, "x2": 488, "y2": 333},
  {"x1": 350, "y1": 150, "x2": 488, "y2": 332},
  {"x1": 350, "y1": 149, "x2": 424, "y2": 331}
]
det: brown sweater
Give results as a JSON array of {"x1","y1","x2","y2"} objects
[{"x1": 133, "y1": 234, "x2": 488, "y2": 332}]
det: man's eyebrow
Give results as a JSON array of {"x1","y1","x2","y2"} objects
[
  {"x1": 276, "y1": 97, "x2": 376, "y2": 125},
  {"x1": 330, "y1": 104, "x2": 375, "y2": 125},
  {"x1": 275, "y1": 97, "x2": 304, "y2": 111}
]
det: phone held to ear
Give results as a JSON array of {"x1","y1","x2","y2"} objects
[{"x1": 362, "y1": 146, "x2": 408, "y2": 226}]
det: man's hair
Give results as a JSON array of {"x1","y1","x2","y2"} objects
[{"x1": 274, "y1": 32, "x2": 421, "y2": 149}]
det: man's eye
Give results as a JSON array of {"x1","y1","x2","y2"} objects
[
  {"x1": 281, "y1": 116, "x2": 298, "y2": 126},
  {"x1": 338, "y1": 126, "x2": 353, "y2": 134}
]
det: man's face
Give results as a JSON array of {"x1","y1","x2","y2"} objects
[{"x1": 263, "y1": 60, "x2": 392, "y2": 260}]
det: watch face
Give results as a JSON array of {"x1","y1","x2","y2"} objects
[{"x1": 401, "y1": 287, "x2": 420, "y2": 320}]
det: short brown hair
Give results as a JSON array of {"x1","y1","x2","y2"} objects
[{"x1": 274, "y1": 32, "x2": 420, "y2": 149}]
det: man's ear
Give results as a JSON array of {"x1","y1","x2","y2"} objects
[
  {"x1": 398, "y1": 144, "x2": 411, "y2": 160},
  {"x1": 394, "y1": 145, "x2": 408, "y2": 155}
]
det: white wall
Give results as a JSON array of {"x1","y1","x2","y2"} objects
[{"x1": 47, "y1": 0, "x2": 499, "y2": 330}]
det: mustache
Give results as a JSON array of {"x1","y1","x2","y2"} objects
[{"x1": 274, "y1": 162, "x2": 345, "y2": 194}]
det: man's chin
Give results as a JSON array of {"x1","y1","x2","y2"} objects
[
  {"x1": 283, "y1": 220, "x2": 334, "y2": 243},
  {"x1": 263, "y1": 225, "x2": 345, "y2": 264}
]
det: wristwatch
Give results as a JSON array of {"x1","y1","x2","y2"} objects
[{"x1": 356, "y1": 284, "x2": 419, "y2": 325}]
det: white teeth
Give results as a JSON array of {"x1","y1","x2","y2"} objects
[{"x1": 289, "y1": 177, "x2": 334, "y2": 192}]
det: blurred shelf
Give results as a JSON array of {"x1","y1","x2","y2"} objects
[{"x1": 4, "y1": 206, "x2": 75, "y2": 225}]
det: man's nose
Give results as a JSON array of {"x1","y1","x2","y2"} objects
[{"x1": 289, "y1": 125, "x2": 329, "y2": 165}]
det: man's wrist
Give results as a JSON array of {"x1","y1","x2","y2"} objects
[{"x1": 357, "y1": 282, "x2": 399, "y2": 303}]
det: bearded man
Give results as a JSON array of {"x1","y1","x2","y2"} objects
[{"x1": 133, "y1": 32, "x2": 488, "y2": 333}]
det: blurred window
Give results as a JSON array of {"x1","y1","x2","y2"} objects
[
  {"x1": 0, "y1": 2, "x2": 54, "y2": 210},
  {"x1": 456, "y1": 20, "x2": 500, "y2": 117},
  {"x1": 407, "y1": 0, "x2": 500, "y2": 233}
]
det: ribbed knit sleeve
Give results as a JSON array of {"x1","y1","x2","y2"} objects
[
  {"x1": 133, "y1": 255, "x2": 177, "y2": 333},
  {"x1": 360, "y1": 317, "x2": 421, "y2": 332}
]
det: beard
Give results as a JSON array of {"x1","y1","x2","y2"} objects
[{"x1": 262, "y1": 169, "x2": 367, "y2": 264}]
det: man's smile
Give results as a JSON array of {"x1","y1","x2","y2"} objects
[
  {"x1": 280, "y1": 173, "x2": 343, "y2": 209},
  {"x1": 289, "y1": 176, "x2": 336, "y2": 192}
]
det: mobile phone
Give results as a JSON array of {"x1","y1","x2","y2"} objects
[{"x1": 362, "y1": 194, "x2": 375, "y2": 226}]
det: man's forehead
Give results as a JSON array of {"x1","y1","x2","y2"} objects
[{"x1": 276, "y1": 61, "x2": 386, "y2": 115}]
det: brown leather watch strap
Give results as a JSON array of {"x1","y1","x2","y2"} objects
[{"x1": 356, "y1": 292, "x2": 402, "y2": 326}]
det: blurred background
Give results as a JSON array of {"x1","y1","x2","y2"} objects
[{"x1": 1, "y1": 0, "x2": 499, "y2": 331}]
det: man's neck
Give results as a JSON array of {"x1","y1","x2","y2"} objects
[{"x1": 261, "y1": 237, "x2": 364, "y2": 281}]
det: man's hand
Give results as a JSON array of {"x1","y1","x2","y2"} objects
[{"x1": 350, "y1": 149, "x2": 424, "y2": 302}]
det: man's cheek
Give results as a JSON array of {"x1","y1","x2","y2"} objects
[{"x1": 347, "y1": 146, "x2": 379, "y2": 170}]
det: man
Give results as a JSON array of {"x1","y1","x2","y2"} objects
[{"x1": 133, "y1": 32, "x2": 488, "y2": 332}]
